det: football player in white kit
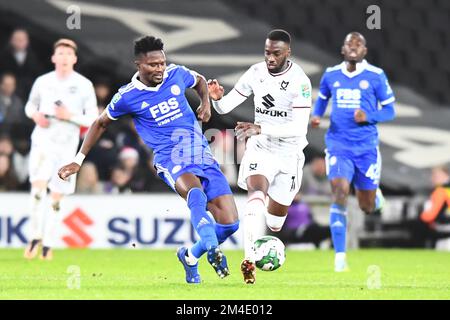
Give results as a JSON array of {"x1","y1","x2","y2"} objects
[
  {"x1": 23, "y1": 39, "x2": 98, "y2": 260},
  {"x1": 208, "y1": 30, "x2": 312, "y2": 284}
]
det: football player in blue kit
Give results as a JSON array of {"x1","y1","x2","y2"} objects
[
  {"x1": 311, "y1": 32, "x2": 395, "y2": 271},
  {"x1": 58, "y1": 36, "x2": 239, "y2": 284}
]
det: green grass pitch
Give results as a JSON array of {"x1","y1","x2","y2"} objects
[{"x1": 1, "y1": 249, "x2": 449, "y2": 299}]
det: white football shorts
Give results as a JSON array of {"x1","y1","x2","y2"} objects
[
  {"x1": 238, "y1": 139, "x2": 305, "y2": 206},
  {"x1": 28, "y1": 145, "x2": 77, "y2": 195}
]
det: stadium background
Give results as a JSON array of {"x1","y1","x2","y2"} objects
[{"x1": 0, "y1": 0, "x2": 449, "y2": 252}]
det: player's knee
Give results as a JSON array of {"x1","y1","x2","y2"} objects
[
  {"x1": 52, "y1": 201, "x2": 61, "y2": 212},
  {"x1": 265, "y1": 212, "x2": 287, "y2": 232},
  {"x1": 31, "y1": 188, "x2": 46, "y2": 201},
  {"x1": 333, "y1": 188, "x2": 349, "y2": 205},
  {"x1": 215, "y1": 220, "x2": 239, "y2": 244},
  {"x1": 187, "y1": 188, "x2": 207, "y2": 209}
]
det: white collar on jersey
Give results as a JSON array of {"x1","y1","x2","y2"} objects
[
  {"x1": 267, "y1": 60, "x2": 293, "y2": 77},
  {"x1": 131, "y1": 70, "x2": 169, "y2": 91},
  {"x1": 340, "y1": 59, "x2": 368, "y2": 78}
]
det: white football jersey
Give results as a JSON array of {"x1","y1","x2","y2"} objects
[
  {"x1": 234, "y1": 60, "x2": 312, "y2": 154},
  {"x1": 26, "y1": 71, "x2": 98, "y2": 152}
]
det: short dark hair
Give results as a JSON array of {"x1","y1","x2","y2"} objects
[
  {"x1": 134, "y1": 36, "x2": 164, "y2": 56},
  {"x1": 267, "y1": 29, "x2": 291, "y2": 44},
  {"x1": 53, "y1": 38, "x2": 77, "y2": 53}
]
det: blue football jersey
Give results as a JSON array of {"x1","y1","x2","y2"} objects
[
  {"x1": 106, "y1": 64, "x2": 212, "y2": 164},
  {"x1": 313, "y1": 60, "x2": 395, "y2": 153}
]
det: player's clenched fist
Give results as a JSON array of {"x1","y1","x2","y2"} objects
[
  {"x1": 354, "y1": 109, "x2": 367, "y2": 123},
  {"x1": 207, "y1": 79, "x2": 224, "y2": 101},
  {"x1": 31, "y1": 112, "x2": 50, "y2": 128},
  {"x1": 235, "y1": 122, "x2": 261, "y2": 141},
  {"x1": 196, "y1": 103, "x2": 211, "y2": 122},
  {"x1": 310, "y1": 116, "x2": 321, "y2": 128},
  {"x1": 58, "y1": 163, "x2": 80, "y2": 181}
]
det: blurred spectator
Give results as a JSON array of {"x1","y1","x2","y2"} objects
[
  {"x1": 0, "y1": 153, "x2": 19, "y2": 190},
  {"x1": 86, "y1": 136, "x2": 118, "y2": 181},
  {"x1": 0, "y1": 135, "x2": 14, "y2": 156},
  {"x1": 0, "y1": 135, "x2": 29, "y2": 190},
  {"x1": 11, "y1": 140, "x2": 29, "y2": 190},
  {"x1": 0, "y1": 73, "x2": 33, "y2": 135},
  {"x1": 104, "y1": 165, "x2": 132, "y2": 194},
  {"x1": 410, "y1": 166, "x2": 450, "y2": 248},
  {"x1": 209, "y1": 129, "x2": 238, "y2": 187},
  {"x1": 76, "y1": 161, "x2": 103, "y2": 194},
  {"x1": 301, "y1": 156, "x2": 332, "y2": 196},
  {"x1": 270, "y1": 193, "x2": 330, "y2": 248},
  {"x1": 118, "y1": 146, "x2": 150, "y2": 192},
  {"x1": 144, "y1": 151, "x2": 173, "y2": 191},
  {"x1": 0, "y1": 29, "x2": 43, "y2": 100},
  {"x1": 94, "y1": 80, "x2": 112, "y2": 111}
]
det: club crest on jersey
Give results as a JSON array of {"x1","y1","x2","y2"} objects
[
  {"x1": 280, "y1": 81, "x2": 289, "y2": 91},
  {"x1": 171, "y1": 84, "x2": 181, "y2": 96},
  {"x1": 359, "y1": 80, "x2": 369, "y2": 90},
  {"x1": 249, "y1": 163, "x2": 257, "y2": 170}
]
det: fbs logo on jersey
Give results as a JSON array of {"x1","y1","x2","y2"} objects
[
  {"x1": 149, "y1": 97, "x2": 180, "y2": 120},
  {"x1": 301, "y1": 84, "x2": 311, "y2": 98}
]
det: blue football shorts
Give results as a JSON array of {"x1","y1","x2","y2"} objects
[
  {"x1": 154, "y1": 157, "x2": 232, "y2": 201},
  {"x1": 325, "y1": 147, "x2": 381, "y2": 191}
]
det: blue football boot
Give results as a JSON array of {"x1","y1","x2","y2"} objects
[
  {"x1": 207, "y1": 247, "x2": 230, "y2": 278},
  {"x1": 177, "y1": 247, "x2": 201, "y2": 284}
]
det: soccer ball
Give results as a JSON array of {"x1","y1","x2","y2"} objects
[{"x1": 253, "y1": 236, "x2": 286, "y2": 271}]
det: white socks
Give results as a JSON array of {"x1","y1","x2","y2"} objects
[
  {"x1": 265, "y1": 212, "x2": 287, "y2": 232},
  {"x1": 42, "y1": 200, "x2": 61, "y2": 248},
  {"x1": 29, "y1": 188, "x2": 47, "y2": 240},
  {"x1": 185, "y1": 248, "x2": 199, "y2": 266},
  {"x1": 244, "y1": 191, "x2": 266, "y2": 262}
]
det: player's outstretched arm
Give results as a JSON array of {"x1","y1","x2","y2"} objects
[
  {"x1": 58, "y1": 110, "x2": 112, "y2": 180},
  {"x1": 193, "y1": 75, "x2": 211, "y2": 122},
  {"x1": 207, "y1": 79, "x2": 247, "y2": 115}
]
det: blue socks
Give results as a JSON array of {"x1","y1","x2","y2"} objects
[
  {"x1": 191, "y1": 220, "x2": 240, "y2": 258},
  {"x1": 215, "y1": 221, "x2": 239, "y2": 244},
  {"x1": 187, "y1": 188, "x2": 217, "y2": 256},
  {"x1": 329, "y1": 203, "x2": 347, "y2": 253},
  {"x1": 191, "y1": 218, "x2": 239, "y2": 259}
]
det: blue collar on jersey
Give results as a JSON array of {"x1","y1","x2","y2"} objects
[
  {"x1": 340, "y1": 59, "x2": 368, "y2": 78},
  {"x1": 131, "y1": 70, "x2": 169, "y2": 91}
]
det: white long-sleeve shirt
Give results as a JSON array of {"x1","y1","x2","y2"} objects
[
  {"x1": 212, "y1": 60, "x2": 312, "y2": 154},
  {"x1": 25, "y1": 71, "x2": 98, "y2": 151}
]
